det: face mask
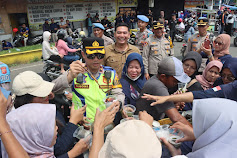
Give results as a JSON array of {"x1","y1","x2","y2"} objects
[
  {"x1": 1, "y1": 82, "x2": 11, "y2": 91},
  {"x1": 126, "y1": 73, "x2": 141, "y2": 81}
]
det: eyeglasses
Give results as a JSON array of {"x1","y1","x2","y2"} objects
[
  {"x1": 86, "y1": 53, "x2": 105, "y2": 59},
  {"x1": 183, "y1": 63, "x2": 196, "y2": 71},
  {"x1": 214, "y1": 41, "x2": 223, "y2": 46},
  {"x1": 221, "y1": 74, "x2": 236, "y2": 82}
]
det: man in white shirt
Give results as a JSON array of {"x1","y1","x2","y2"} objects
[{"x1": 226, "y1": 10, "x2": 235, "y2": 36}]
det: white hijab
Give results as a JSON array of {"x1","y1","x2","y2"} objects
[
  {"x1": 187, "y1": 98, "x2": 237, "y2": 158},
  {"x1": 2, "y1": 103, "x2": 56, "y2": 158}
]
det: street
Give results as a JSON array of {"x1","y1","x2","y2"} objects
[{"x1": 9, "y1": 37, "x2": 237, "y2": 83}]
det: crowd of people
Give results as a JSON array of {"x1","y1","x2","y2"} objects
[{"x1": 1, "y1": 6, "x2": 237, "y2": 158}]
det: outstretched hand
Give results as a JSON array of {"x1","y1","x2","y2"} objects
[
  {"x1": 94, "y1": 101, "x2": 120, "y2": 130},
  {"x1": 170, "y1": 122, "x2": 195, "y2": 143},
  {"x1": 141, "y1": 94, "x2": 169, "y2": 106},
  {"x1": 0, "y1": 89, "x2": 8, "y2": 122},
  {"x1": 139, "y1": 111, "x2": 153, "y2": 127},
  {"x1": 160, "y1": 137, "x2": 181, "y2": 157}
]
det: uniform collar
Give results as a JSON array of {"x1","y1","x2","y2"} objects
[
  {"x1": 111, "y1": 43, "x2": 132, "y2": 54},
  {"x1": 84, "y1": 65, "x2": 104, "y2": 80}
]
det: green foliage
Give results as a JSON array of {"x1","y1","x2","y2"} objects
[{"x1": 0, "y1": 44, "x2": 42, "y2": 55}]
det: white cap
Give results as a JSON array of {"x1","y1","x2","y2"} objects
[
  {"x1": 12, "y1": 71, "x2": 55, "y2": 97},
  {"x1": 99, "y1": 120, "x2": 162, "y2": 158}
]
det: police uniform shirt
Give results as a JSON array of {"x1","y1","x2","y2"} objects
[
  {"x1": 192, "y1": 80, "x2": 237, "y2": 102},
  {"x1": 135, "y1": 28, "x2": 152, "y2": 52},
  {"x1": 142, "y1": 34, "x2": 174, "y2": 75},
  {"x1": 186, "y1": 32, "x2": 211, "y2": 72},
  {"x1": 186, "y1": 32, "x2": 210, "y2": 53},
  {"x1": 102, "y1": 34, "x2": 114, "y2": 47}
]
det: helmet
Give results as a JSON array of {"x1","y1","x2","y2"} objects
[
  {"x1": 13, "y1": 28, "x2": 18, "y2": 33},
  {"x1": 57, "y1": 31, "x2": 65, "y2": 40},
  {"x1": 178, "y1": 18, "x2": 183, "y2": 22},
  {"x1": 79, "y1": 31, "x2": 86, "y2": 37}
]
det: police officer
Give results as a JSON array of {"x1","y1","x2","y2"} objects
[
  {"x1": 135, "y1": 15, "x2": 153, "y2": 53},
  {"x1": 143, "y1": 21, "x2": 174, "y2": 80},
  {"x1": 93, "y1": 23, "x2": 114, "y2": 47},
  {"x1": 72, "y1": 37, "x2": 124, "y2": 122},
  {"x1": 186, "y1": 17, "x2": 210, "y2": 72}
]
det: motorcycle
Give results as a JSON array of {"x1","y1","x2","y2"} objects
[
  {"x1": 13, "y1": 32, "x2": 43, "y2": 47},
  {"x1": 175, "y1": 25, "x2": 184, "y2": 42},
  {"x1": 104, "y1": 27, "x2": 115, "y2": 41},
  {"x1": 128, "y1": 29, "x2": 138, "y2": 45},
  {"x1": 233, "y1": 29, "x2": 237, "y2": 47},
  {"x1": 180, "y1": 43, "x2": 187, "y2": 59},
  {"x1": 44, "y1": 37, "x2": 82, "y2": 81}
]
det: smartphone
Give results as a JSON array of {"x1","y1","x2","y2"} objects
[{"x1": 204, "y1": 39, "x2": 210, "y2": 49}]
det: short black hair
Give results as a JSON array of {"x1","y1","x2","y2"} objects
[
  {"x1": 115, "y1": 22, "x2": 130, "y2": 32},
  {"x1": 14, "y1": 94, "x2": 35, "y2": 109},
  {"x1": 60, "y1": 17, "x2": 63, "y2": 19}
]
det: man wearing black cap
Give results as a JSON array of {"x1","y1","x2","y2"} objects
[
  {"x1": 186, "y1": 17, "x2": 210, "y2": 72},
  {"x1": 72, "y1": 37, "x2": 125, "y2": 122},
  {"x1": 143, "y1": 21, "x2": 174, "y2": 80},
  {"x1": 43, "y1": 19, "x2": 50, "y2": 32}
]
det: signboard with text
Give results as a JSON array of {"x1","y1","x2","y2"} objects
[{"x1": 27, "y1": 1, "x2": 116, "y2": 24}]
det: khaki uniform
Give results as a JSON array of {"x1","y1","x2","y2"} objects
[
  {"x1": 135, "y1": 28, "x2": 152, "y2": 53},
  {"x1": 103, "y1": 44, "x2": 140, "y2": 78},
  {"x1": 186, "y1": 33, "x2": 210, "y2": 72},
  {"x1": 102, "y1": 35, "x2": 114, "y2": 47},
  {"x1": 143, "y1": 34, "x2": 174, "y2": 75}
]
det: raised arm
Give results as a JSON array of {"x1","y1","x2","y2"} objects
[
  {"x1": 0, "y1": 89, "x2": 29, "y2": 158},
  {"x1": 142, "y1": 92, "x2": 194, "y2": 106}
]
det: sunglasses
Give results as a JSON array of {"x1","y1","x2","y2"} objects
[
  {"x1": 86, "y1": 53, "x2": 105, "y2": 59},
  {"x1": 214, "y1": 41, "x2": 223, "y2": 46}
]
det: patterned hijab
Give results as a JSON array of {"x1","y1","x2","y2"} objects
[{"x1": 2, "y1": 103, "x2": 56, "y2": 158}]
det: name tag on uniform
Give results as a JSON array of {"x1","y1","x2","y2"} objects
[
  {"x1": 100, "y1": 85, "x2": 113, "y2": 89},
  {"x1": 75, "y1": 84, "x2": 89, "y2": 89},
  {"x1": 151, "y1": 42, "x2": 157, "y2": 45}
]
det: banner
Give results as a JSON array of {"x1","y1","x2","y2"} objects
[
  {"x1": 27, "y1": 1, "x2": 116, "y2": 24},
  {"x1": 118, "y1": 0, "x2": 138, "y2": 7}
]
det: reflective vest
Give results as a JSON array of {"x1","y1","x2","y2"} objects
[{"x1": 72, "y1": 66, "x2": 121, "y2": 122}]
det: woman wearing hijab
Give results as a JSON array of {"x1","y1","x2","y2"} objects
[
  {"x1": 163, "y1": 98, "x2": 237, "y2": 158},
  {"x1": 200, "y1": 34, "x2": 232, "y2": 64},
  {"x1": 120, "y1": 53, "x2": 146, "y2": 106},
  {"x1": 168, "y1": 51, "x2": 202, "y2": 95},
  {"x1": 42, "y1": 31, "x2": 65, "y2": 73},
  {"x1": 2, "y1": 103, "x2": 58, "y2": 158},
  {"x1": 214, "y1": 57, "x2": 237, "y2": 86},
  {"x1": 195, "y1": 60, "x2": 222, "y2": 90},
  {"x1": 10, "y1": 71, "x2": 89, "y2": 158}
]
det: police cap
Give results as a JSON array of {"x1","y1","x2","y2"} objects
[
  {"x1": 83, "y1": 37, "x2": 105, "y2": 54},
  {"x1": 197, "y1": 17, "x2": 209, "y2": 26},
  {"x1": 153, "y1": 21, "x2": 164, "y2": 29},
  {"x1": 137, "y1": 15, "x2": 149, "y2": 22},
  {"x1": 93, "y1": 23, "x2": 105, "y2": 30}
]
